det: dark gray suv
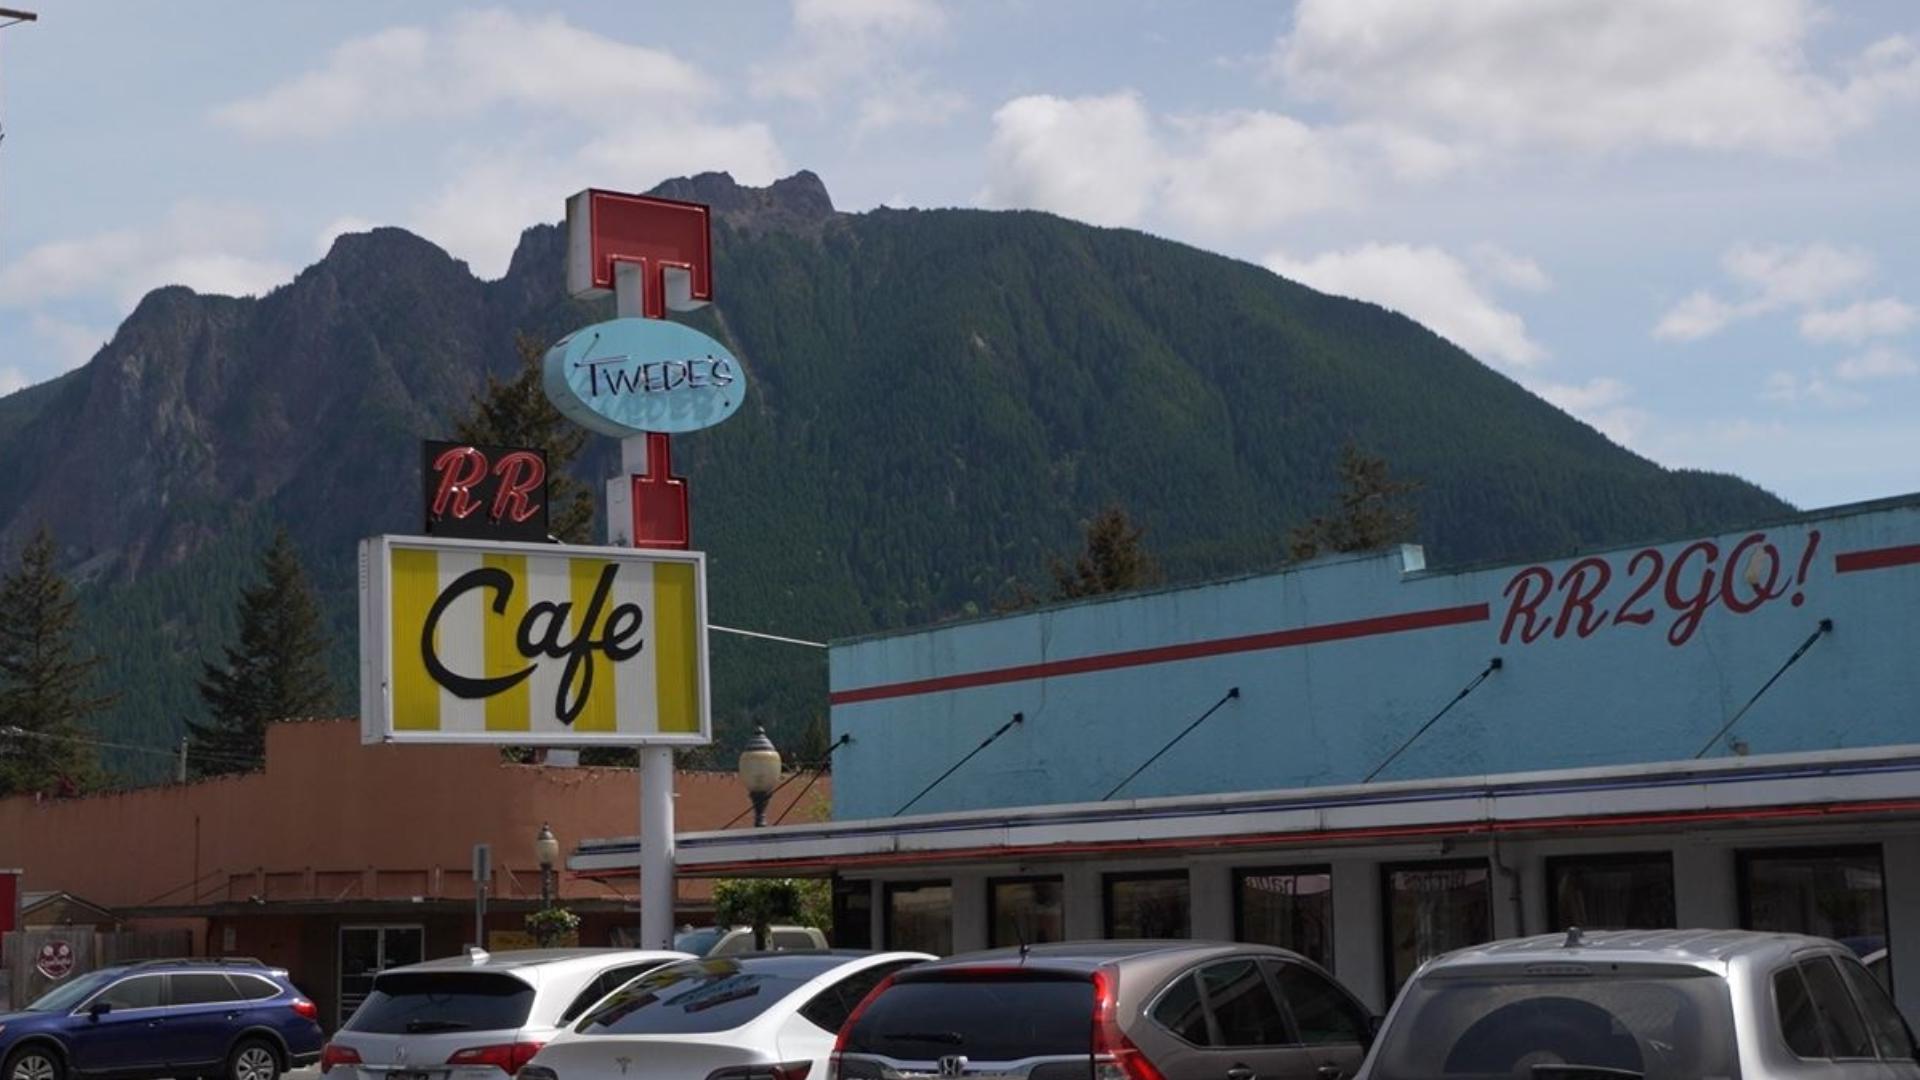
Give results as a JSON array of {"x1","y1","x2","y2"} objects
[{"x1": 829, "y1": 941, "x2": 1376, "y2": 1080}]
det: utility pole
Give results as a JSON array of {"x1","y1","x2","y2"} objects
[{"x1": 177, "y1": 736, "x2": 188, "y2": 783}]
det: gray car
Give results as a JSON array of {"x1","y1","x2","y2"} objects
[
  {"x1": 831, "y1": 940, "x2": 1377, "y2": 1080},
  {"x1": 1357, "y1": 928, "x2": 1920, "y2": 1079}
]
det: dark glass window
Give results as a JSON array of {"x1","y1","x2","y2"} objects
[
  {"x1": 96, "y1": 975, "x2": 165, "y2": 1011},
  {"x1": 839, "y1": 975, "x2": 1093, "y2": 1061},
  {"x1": 579, "y1": 956, "x2": 847, "y2": 1035},
  {"x1": 1775, "y1": 966, "x2": 1826, "y2": 1058},
  {"x1": 230, "y1": 975, "x2": 282, "y2": 1001},
  {"x1": 1235, "y1": 866, "x2": 1333, "y2": 969},
  {"x1": 170, "y1": 973, "x2": 240, "y2": 1006},
  {"x1": 1151, "y1": 973, "x2": 1211, "y2": 1046},
  {"x1": 1105, "y1": 872, "x2": 1190, "y2": 939},
  {"x1": 1801, "y1": 957, "x2": 1876, "y2": 1059},
  {"x1": 832, "y1": 877, "x2": 872, "y2": 950},
  {"x1": 990, "y1": 877, "x2": 1064, "y2": 948},
  {"x1": 559, "y1": 962, "x2": 671, "y2": 1025},
  {"x1": 1199, "y1": 960, "x2": 1292, "y2": 1047},
  {"x1": 1269, "y1": 962, "x2": 1367, "y2": 1046},
  {"x1": 346, "y1": 972, "x2": 535, "y2": 1033},
  {"x1": 1741, "y1": 846, "x2": 1889, "y2": 992},
  {"x1": 885, "y1": 881, "x2": 953, "y2": 956},
  {"x1": 1383, "y1": 861, "x2": 1492, "y2": 996},
  {"x1": 1546, "y1": 853, "x2": 1675, "y2": 930},
  {"x1": 1840, "y1": 956, "x2": 1917, "y2": 1060},
  {"x1": 798, "y1": 960, "x2": 918, "y2": 1034}
]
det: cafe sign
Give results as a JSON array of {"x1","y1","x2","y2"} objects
[
  {"x1": 543, "y1": 317, "x2": 747, "y2": 438},
  {"x1": 359, "y1": 535, "x2": 710, "y2": 745}
]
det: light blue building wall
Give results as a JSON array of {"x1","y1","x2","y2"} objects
[{"x1": 828, "y1": 495, "x2": 1920, "y2": 820}]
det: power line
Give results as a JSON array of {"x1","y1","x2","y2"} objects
[
  {"x1": 894, "y1": 711, "x2": 1024, "y2": 817},
  {"x1": 772, "y1": 767, "x2": 827, "y2": 827},
  {"x1": 710, "y1": 624, "x2": 826, "y2": 649},
  {"x1": 1102, "y1": 688, "x2": 1241, "y2": 800},
  {"x1": 1362, "y1": 657, "x2": 1503, "y2": 784},
  {"x1": 720, "y1": 733, "x2": 852, "y2": 829},
  {"x1": 0, "y1": 725, "x2": 263, "y2": 770},
  {"x1": 1693, "y1": 618, "x2": 1833, "y2": 759}
]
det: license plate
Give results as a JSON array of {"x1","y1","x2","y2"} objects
[{"x1": 390, "y1": 1071, "x2": 433, "y2": 1080}]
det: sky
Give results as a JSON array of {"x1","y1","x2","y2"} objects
[{"x1": 0, "y1": 0, "x2": 1916, "y2": 509}]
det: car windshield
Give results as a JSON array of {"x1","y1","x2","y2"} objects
[
  {"x1": 576, "y1": 955, "x2": 841, "y2": 1035},
  {"x1": 673, "y1": 928, "x2": 725, "y2": 956},
  {"x1": 1369, "y1": 969, "x2": 1740, "y2": 1080},
  {"x1": 26, "y1": 970, "x2": 123, "y2": 1013},
  {"x1": 839, "y1": 974, "x2": 1094, "y2": 1062},
  {"x1": 344, "y1": 972, "x2": 536, "y2": 1034}
]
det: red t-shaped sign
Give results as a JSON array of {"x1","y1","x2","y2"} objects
[
  {"x1": 565, "y1": 188, "x2": 712, "y2": 549},
  {"x1": 566, "y1": 189, "x2": 713, "y2": 319}
]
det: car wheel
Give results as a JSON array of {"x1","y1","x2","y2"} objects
[
  {"x1": 4, "y1": 1046, "x2": 63, "y2": 1080},
  {"x1": 227, "y1": 1041, "x2": 281, "y2": 1080}
]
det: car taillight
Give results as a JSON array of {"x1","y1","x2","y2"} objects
[
  {"x1": 1091, "y1": 967, "x2": 1166, "y2": 1080},
  {"x1": 319, "y1": 1043, "x2": 362, "y2": 1074},
  {"x1": 826, "y1": 970, "x2": 899, "y2": 1080},
  {"x1": 447, "y1": 1043, "x2": 546, "y2": 1074},
  {"x1": 705, "y1": 1065, "x2": 811, "y2": 1080},
  {"x1": 290, "y1": 998, "x2": 319, "y2": 1020}
]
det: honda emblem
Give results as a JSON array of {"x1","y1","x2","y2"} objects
[{"x1": 937, "y1": 1056, "x2": 968, "y2": 1078}]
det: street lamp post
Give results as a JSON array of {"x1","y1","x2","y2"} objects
[
  {"x1": 737, "y1": 728, "x2": 782, "y2": 828},
  {"x1": 534, "y1": 823, "x2": 559, "y2": 912}
]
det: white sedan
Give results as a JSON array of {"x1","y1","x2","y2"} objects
[{"x1": 517, "y1": 951, "x2": 931, "y2": 1080}]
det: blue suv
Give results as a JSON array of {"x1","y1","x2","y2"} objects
[{"x1": 0, "y1": 959, "x2": 322, "y2": 1080}]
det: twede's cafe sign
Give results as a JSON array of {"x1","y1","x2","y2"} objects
[{"x1": 359, "y1": 536, "x2": 710, "y2": 745}]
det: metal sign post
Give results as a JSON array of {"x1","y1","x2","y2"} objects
[{"x1": 472, "y1": 843, "x2": 491, "y2": 949}]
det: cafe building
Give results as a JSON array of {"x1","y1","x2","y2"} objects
[{"x1": 575, "y1": 493, "x2": 1920, "y2": 1016}]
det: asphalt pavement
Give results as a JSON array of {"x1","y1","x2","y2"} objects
[{"x1": 288, "y1": 1067, "x2": 322, "y2": 1080}]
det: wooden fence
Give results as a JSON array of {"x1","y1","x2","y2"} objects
[{"x1": 1, "y1": 928, "x2": 192, "y2": 1010}]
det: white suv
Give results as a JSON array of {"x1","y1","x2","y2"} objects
[{"x1": 320, "y1": 948, "x2": 687, "y2": 1080}]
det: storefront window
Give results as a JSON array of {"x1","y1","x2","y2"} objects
[
  {"x1": 1383, "y1": 860, "x2": 1491, "y2": 996},
  {"x1": 1105, "y1": 871, "x2": 1190, "y2": 939},
  {"x1": 886, "y1": 881, "x2": 953, "y2": 955},
  {"x1": 1546, "y1": 852, "x2": 1675, "y2": 930},
  {"x1": 1234, "y1": 865, "x2": 1333, "y2": 970},
  {"x1": 1741, "y1": 846, "x2": 1889, "y2": 989},
  {"x1": 832, "y1": 876, "x2": 873, "y2": 949},
  {"x1": 990, "y1": 877, "x2": 1064, "y2": 947}
]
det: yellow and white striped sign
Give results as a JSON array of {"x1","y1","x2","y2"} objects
[{"x1": 359, "y1": 536, "x2": 709, "y2": 745}]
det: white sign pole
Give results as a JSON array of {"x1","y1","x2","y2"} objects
[{"x1": 611, "y1": 262, "x2": 679, "y2": 951}]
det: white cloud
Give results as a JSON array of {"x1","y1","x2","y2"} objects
[
  {"x1": 1761, "y1": 369, "x2": 1870, "y2": 408},
  {"x1": 1655, "y1": 242, "x2": 1880, "y2": 341},
  {"x1": 980, "y1": 93, "x2": 1162, "y2": 227},
  {"x1": 753, "y1": 0, "x2": 962, "y2": 133},
  {"x1": 1530, "y1": 376, "x2": 1646, "y2": 447},
  {"x1": 1834, "y1": 345, "x2": 1919, "y2": 381},
  {"x1": 1163, "y1": 111, "x2": 1357, "y2": 232},
  {"x1": 29, "y1": 314, "x2": 110, "y2": 373},
  {"x1": 213, "y1": 10, "x2": 713, "y2": 138},
  {"x1": 1265, "y1": 242, "x2": 1547, "y2": 368},
  {"x1": 0, "y1": 202, "x2": 293, "y2": 311},
  {"x1": 1800, "y1": 298, "x2": 1917, "y2": 345},
  {"x1": 0, "y1": 368, "x2": 29, "y2": 396},
  {"x1": 1276, "y1": 0, "x2": 1920, "y2": 155},
  {"x1": 1472, "y1": 244, "x2": 1552, "y2": 293}
]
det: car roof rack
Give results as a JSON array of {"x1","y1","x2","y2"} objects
[{"x1": 124, "y1": 957, "x2": 269, "y2": 970}]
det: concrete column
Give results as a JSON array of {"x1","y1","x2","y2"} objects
[
  {"x1": 1191, "y1": 863, "x2": 1233, "y2": 941},
  {"x1": 868, "y1": 879, "x2": 885, "y2": 948},
  {"x1": 1063, "y1": 864, "x2": 1103, "y2": 939},
  {"x1": 1519, "y1": 851, "x2": 1548, "y2": 938},
  {"x1": 1673, "y1": 843, "x2": 1737, "y2": 929},
  {"x1": 638, "y1": 746, "x2": 676, "y2": 948},
  {"x1": 952, "y1": 871, "x2": 988, "y2": 954},
  {"x1": 1882, "y1": 835, "x2": 1920, "y2": 1020},
  {"x1": 1332, "y1": 859, "x2": 1385, "y2": 1013}
]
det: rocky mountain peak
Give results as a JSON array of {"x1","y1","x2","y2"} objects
[{"x1": 648, "y1": 170, "x2": 837, "y2": 236}]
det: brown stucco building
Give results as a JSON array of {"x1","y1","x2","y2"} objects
[{"x1": 0, "y1": 720, "x2": 824, "y2": 1027}]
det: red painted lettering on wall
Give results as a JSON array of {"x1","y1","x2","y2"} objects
[{"x1": 1498, "y1": 529, "x2": 1822, "y2": 648}]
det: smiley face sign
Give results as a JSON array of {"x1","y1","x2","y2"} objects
[{"x1": 36, "y1": 939, "x2": 75, "y2": 980}]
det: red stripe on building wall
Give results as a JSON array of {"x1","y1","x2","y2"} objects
[
  {"x1": 1835, "y1": 544, "x2": 1920, "y2": 574},
  {"x1": 829, "y1": 602, "x2": 1491, "y2": 705}
]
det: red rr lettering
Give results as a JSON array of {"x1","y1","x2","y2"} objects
[
  {"x1": 1553, "y1": 557, "x2": 1613, "y2": 638},
  {"x1": 431, "y1": 445, "x2": 489, "y2": 521},
  {"x1": 490, "y1": 451, "x2": 547, "y2": 524},
  {"x1": 1500, "y1": 566, "x2": 1556, "y2": 644}
]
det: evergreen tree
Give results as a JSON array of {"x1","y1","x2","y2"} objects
[
  {"x1": 189, "y1": 528, "x2": 336, "y2": 777},
  {"x1": 1287, "y1": 443, "x2": 1423, "y2": 561},
  {"x1": 0, "y1": 526, "x2": 110, "y2": 796},
  {"x1": 1049, "y1": 504, "x2": 1164, "y2": 600},
  {"x1": 454, "y1": 332, "x2": 595, "y2": 544}
]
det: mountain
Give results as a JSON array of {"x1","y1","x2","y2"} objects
[{"x1": 0, "y1": 171, "x2": 1791, "y2": 781}]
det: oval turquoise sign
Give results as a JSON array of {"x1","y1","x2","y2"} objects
[{"x1": 542, "y1": 318, "x2": 747, "y2": 437}]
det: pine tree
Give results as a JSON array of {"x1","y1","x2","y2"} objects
[
  {"x1": 1286, "y1": 443, "x2": 1423, "y2": 561},
  {"x1": 454, "y1": 332, "x2": 595, "y2": 544},
  {"x1": 1049, "y1": 504, "x2": 1164, "y2": 600},
  {"x1": 0, "y1": 526, "x2": 111, "y2": 796},
  {"x1": 189, "y1": 528, "x2": 336, "y2": 777}
]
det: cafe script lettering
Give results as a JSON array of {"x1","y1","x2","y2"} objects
[{"x1": 1500, "y1": 529, "x2": 1822, "y2": 648}]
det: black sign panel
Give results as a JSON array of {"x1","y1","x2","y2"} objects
[{"x1": 422, "y1": 440, "x2": 550, "y2": 542}]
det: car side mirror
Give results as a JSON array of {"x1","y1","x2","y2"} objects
[{"x1": 89, "y1": 1000, "x2": 112, "y2": 1020}]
